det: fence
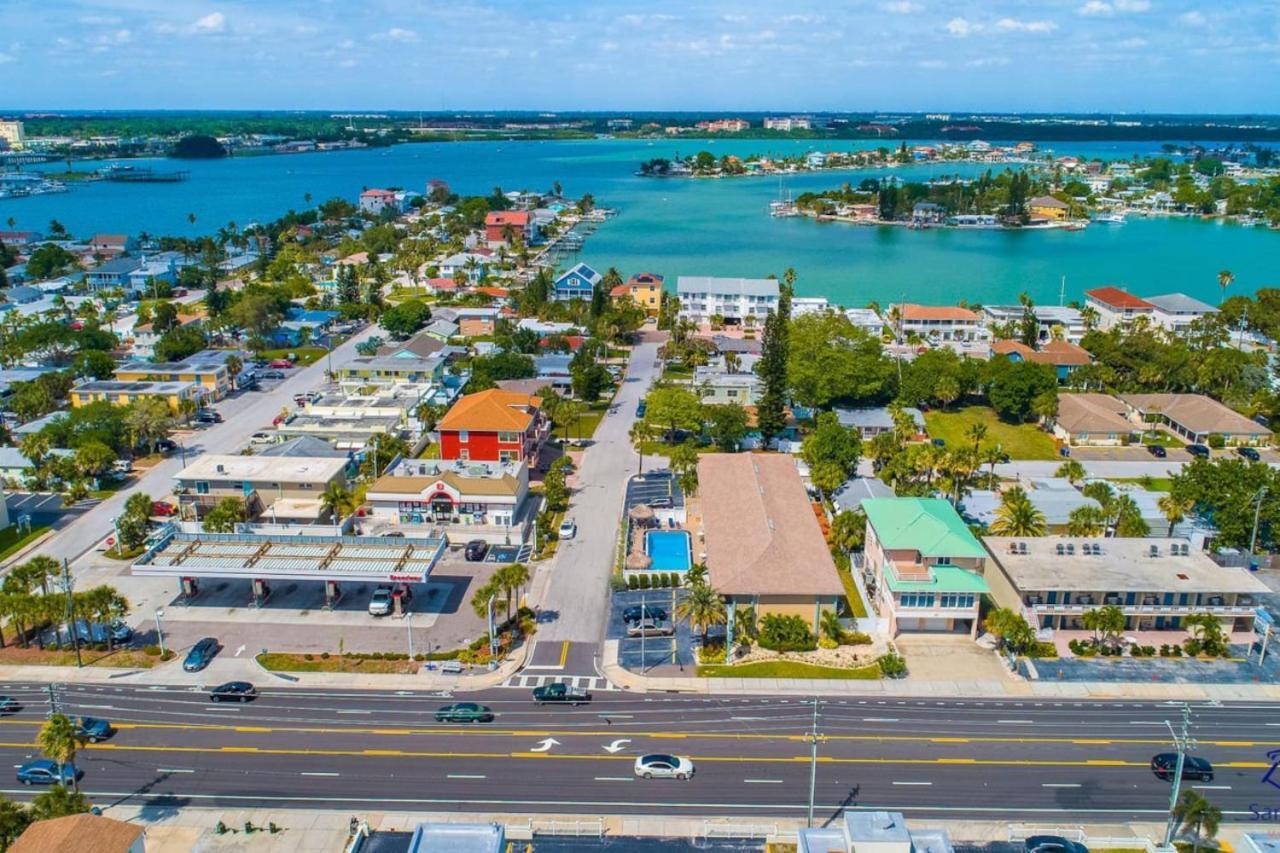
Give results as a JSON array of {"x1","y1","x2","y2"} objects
[
  {"x1": 511, "y1": 817, "x2": 605, "y2": 838},
  {"x1": 701, "y1": 821, "x2": 783, "y2": 840}
]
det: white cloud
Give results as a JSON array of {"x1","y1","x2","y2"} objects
[
  {"x1": 1079, "y1": 1, "x2": 1112, "y2": 15},
  {"x1": 996, "y1": 17, "x2": 1058, "y2": 32},
  {"x1": 376, "y1": 27, "x2": 418, "y2": 42},
  {"x1": 1117, "y1": 36, "x2": 1148, "y2": 49},
  {"x1": 945, "y1": 17, "x2": 976, "y2": 36},
  {"x1": 880, "y1": 1, "x2": 922, "y2": 13},
  {"x1": 1179, "y1": 10, "x2": 1206, "y2": 26},
  {"x1": 781, "y1": 14, "x2": 827, "y2": 24},
  {"x1": 967, "y1": 56, "x2": 1011, "y2": 67},
  {"x1": 0, "y1": 52, "x2": 14, "y2": 64},
  {"x1": 192, "y1": 12, "x2": 226, "y2": 33},
  {"x1": 1080, "y1": 0, "x2": 1150, "y2": 14},
  {"x1": 1115, "y1": 0, "x2": 1151, "y2": 11}
]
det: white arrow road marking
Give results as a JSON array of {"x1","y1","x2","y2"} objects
[
  {"x1": 602, "y1": 739, "x2": 631, "y2": 754},
  {"x1": 530, "y1": 738, "x2": 559, "y2": 753},
  {"x1": 235, "y1": 645, "x2": 246, "y2": 657}
]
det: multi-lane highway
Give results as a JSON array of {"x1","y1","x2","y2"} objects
[{"x1": 0, "y1": 682, "x2": 1275, "y2": 821}]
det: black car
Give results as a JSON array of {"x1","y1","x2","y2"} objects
[
  {"x1": 195, "y1": 410, "x2": 223, "y2": 424},
  {"x1": 0, "y1": 696, "x2": 20, "y2": 714},
  {"x1": 636, "y1": 401, "x2": 647, "y2": 418},
  {"x1": 1186, "y1": 444, "x2": 1211, "y2": 459},
  {"x1": 1146, "y1": 444, "x2": 1167, "y2": 458},
  {"x1": 183, "y1": 637, "x2": 220, "y2": 672},
  {"x1": 1025, "y1": 837, "x2": 1088, "y2": 853},
  {"x1": 260, "y1": 370, "x2": 285, "y2": 380},
  {"x1": 622, "y1": 604, "x2": 668, "y2": 624},
  {"x1": 155, "y1": 439, "x2": 178, "y2": 454},
  {"x1": 210, "y1": 681, "x2": 258, "y2": 703},
  {"x1": 1238, "y1": 446, "x2": 1261, "y2": 462},
  {"x1": 464, "y1": 540, "x2": 489, "y2": 561},
  {"x1": 1151, "y1": 752, "x2": 1214, "y2": 782}
]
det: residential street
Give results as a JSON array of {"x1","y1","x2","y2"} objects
[{"x1": 0, "y1": 681, "x2": 1271, "y2": 820}]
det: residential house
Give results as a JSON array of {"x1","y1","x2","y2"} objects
[
  {"x1": 693, "y1": 366, "x2": 763, "y2": 406},
  {"x1": 85, "y1": 257, "x2": 142, "y2": 291},
  {"x1": 698, "y1": 454, "x2": 845, "y2": 638},
  {"x1": 861, "y1": 497, "x2": 990, "y2": 636},
  {"x1": 1146, "y1": 293, "x2": 1218, "y2": 334},
  {"x1": 423, "y1": 318, "x2": 459, "y2": 342},
  {"x1": 911, "y1": 202, "x2": 945, "y2": 224},
  {"x1": 983, "y1": 536, "x2": 1268, "y2": 634},
  {"x1": 676, "y1": 276, "x2": 780, "y2": 326},
  {"x1": 1084, "y1": 287, "x2": 1156, "y2": 330},
  {"x1": 534, "y1": 354, "x2": 573, "y2": 391},
  {"x1": 1050, "y1": 393, "x2": 1135, "y2": 446},
  {"x1": 359, "y1": 188, "x2": 399, "y2": 216},
  {"x1": 834, "y1": 406, "x2": 925, "y2": 440},
  {"x1": 791, "y1": 296, "x2": 831, "y2": 317},
  {"x1": 894, "y1": 304, "x2": 987, "y2": 342},
  {"x1": 129, "y1": 314, "x2": 202, "y2": 361},
  {"x1": 0, "y1": 446, "x2": 74, "y2": 489},
  {"x1": 113, "y1": 360, "x2": 231, "y2": 400},
  {"x1": 366, "y1": 457, "x2": 534, "y2": 544},
  {"x1": 258, "y1": 435, "x2": 351, "y2": 459},
  {"x1": 831, "y1": 476, "x2": 894, "y2": 515},
  {"x1": 125, "y1": 256, "x2": 178, "y2": 295},
  {"x1": 610, "y1": 272, "x2": 664, "y2": 315},
  {"x1": 173, "y1": 454, "x2": 349, "y2": 522},
  {"x1": 87, "y1": 234, "x2": 136, "y2": 256},
  {"x1": 9, "y1": 813, "x2": 146, "y2": 853},
  {"x1": 960, "y1": 482, "x2": 1101, "y2": 532},
  {"x1": 1121, "y1": 393, "x2": 1273, "y2": 446},
  {"x1": 552, "y1": 262, "x2": 602, "y2": 302},
  {"x1": 1028, "y1": 195, "x2": 1070, "y2": 220},
  {"x1": 844, "y1": 308, "x2": 885, "y2": 337},
  {"x1": 437, "y1": 388, "x2": 547, "y2": 463},
  {"x1": 981, "y1": 304, "x2": 1086, "y2": 343},
  {"x1": 0, "y1": 231, "x2": 42, "y2": 247},
  {"x1": 334, "y1": 354, "x2": 445, "y2": 389},
  {"x1": 990, "y1": 339, "x2": 1092, "y2": 383},
  {"x1": 70, "y1": 379, "x2": 202, "y2": 412},
  {"x1": 437, "y1": 252, "x2": 488, "y2": 283},
  {"x1": 484, "y1": 210, "x2": 534, "y2": 246}
]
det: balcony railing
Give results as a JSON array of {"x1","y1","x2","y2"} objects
[{"x1": 1027, "y1": 602, "x2": 1256, "y2": 618}]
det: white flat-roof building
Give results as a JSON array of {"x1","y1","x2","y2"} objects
[
  {"x1": 676, "y1": 276, "x2": 780, "y2": 326},
  {"x1": 174, "y1": 454, "x2": 349, "y2": 522},
  {"x1": 844, "y1": 307, "x2": 885, "y2": 336},
  {"x1": 981, "y1": 305, "x2": 1086, "y2": 343},
  {"x1": 1146, "y1": 292, "x2": 1218, "y2": 334}
]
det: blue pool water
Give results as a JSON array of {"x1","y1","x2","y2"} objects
[{"x1": 646, "y1": 530, "x2": 692, "y2": 573}]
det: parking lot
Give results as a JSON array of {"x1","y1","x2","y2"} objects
[
  {"x1": 608, "y1": 589, "x2": 696, "y2": 674},
  {"x1": 1023, "y1": 641, "x2": 1280, "y2": 684},
  {"x1": 624, "y1": 469, "x2": 685, "y2": 512}
]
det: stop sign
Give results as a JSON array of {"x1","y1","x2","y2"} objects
[{"x1": 106, "y1": 536, "x2": 116, "y2": 547}]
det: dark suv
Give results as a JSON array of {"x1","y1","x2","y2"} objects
[
  {"x1": 1238, "y1": 446, "x2": 1261, "y2": 462},
  {"x1": 1146, "y1": 444, "x2": 1167, "y2": 458},
  {"x1": 1186, "y1": 444, "x2": 1211, "y2": 459},
  {"x1": 183, "y1": 637, "x2": 220, "y2": 672},
  {"x1": 622, "y1": 605, "x2": 669, "y2": 624},
  {"x1": 1151, "y1": 752, "x2": 1214, "y2": 781},
  {"x1": 464, "y1": 540, "x2": 489, "y2": 561}
]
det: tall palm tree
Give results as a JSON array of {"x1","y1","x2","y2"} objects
[
  {"x1": 320, "y1": 483, "x2": 355, "y2": 520},
  {"x1": 496, "y1": 563, "x2": 530, "y2": 622},
  {"x1": 965, "y1": 422, "x2": 988, "y2": 455},
  {"x1": 37, "y1": 714, "x2": 86, "y2": 792},
  {"x1": 989, "y1": 487, "x2": 1047, "y2": 537},
  {"x1": 1216, "y1": 269, "x2": 1234, "y2": 306},
  {"x1": 675, "y1": 583, "x2": 726, "y2": 643},
  {"x1": 1158, "y1": 493, "x2": 1194, "y2": 537},
  {"x1": 1055, "y1": 459, "x2": 1086, "y2": 485},
  {"x1": 1173, "y1": 790, "x2": 1222, "y2": 853},
  {"x1": 1066, "y1": 505, "x2": 1107, "y2": 537}
]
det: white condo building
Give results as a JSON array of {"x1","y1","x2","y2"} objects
[{"x1": 676, "y1": 277, "x2": 780, "y2": 326}]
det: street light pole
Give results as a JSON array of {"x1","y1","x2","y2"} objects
[
  {"x1": 154, "y1": 608, "x2": 166, "y2": 657},
  {"x1": 807, "y1": 696, "x2": 821, "y2": 828},
  {"x1": 406, "y1": 612, "x2": 414, "y2": 659},
  {"x1": 1163, "y1": 704, "x2": 1195, "y2": 847},
  {"x1": 1248, "y1": 487, "x2": 1267, "y2": 571}
]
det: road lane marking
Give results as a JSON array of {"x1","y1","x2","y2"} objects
[
  {"x1": 594, "y1": 776, "x2": 632, "y2": 782},
  {"x1": 1043, "y1": 783, "x2": 1082, "y2": 788},
  {"x1": 300, "y1": 772, "x2": 340, "y2": 777},
  {"x1": 157, "y1": 768, "x2": 195, "y2": 773},
  {"x1": 1194, "y1": 785, "x2": 1232, "y2": 790},
  {"x1": 863, "y1": 718, "x2": 900, "y2": 722},
  {"x1": 744, "y1": 779, "x2": 783, "y2": 784},
  {"x1": 998, "y1": 720, "x2": 1033, "y2": 724},
  {"x1": 892, "y1": 781, "x2": 932, "y2": 786},
  {"x1": 337, "y1": 711, "x2": 371, "y2": 715},
  {"x1": 447, "y1": 774, "x2": 487, "y2": 779},
  {"x1": 559, "y1": 642, "x2": 569, "y2": 668}
]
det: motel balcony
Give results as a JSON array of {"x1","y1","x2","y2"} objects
[{"x1": 1021, "y1": 597, "x2": 1257, "y2": 621}]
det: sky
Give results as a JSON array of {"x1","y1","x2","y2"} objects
[{"x1": 2, "y1": 1, "x2": 1279, "y2": 112}]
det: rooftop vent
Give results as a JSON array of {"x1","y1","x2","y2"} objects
[
  {"x1": 1066, "y1": 543, "x2": 1075, "y2": 555},
  {"x1": 1149, "y1": 544, "x2": 1160, "y2": 558}
]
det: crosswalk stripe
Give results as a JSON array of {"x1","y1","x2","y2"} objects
[{"x1": 499, "y1": 673, "x2": 620, "y2": 692}]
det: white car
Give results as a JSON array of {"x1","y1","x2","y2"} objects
[
  {"x1": 558, "y1": 518, "x2": 577, "y2": 539},
  {"x1": 634, "y1": 753, "x2": 695, "y2": 780},
  {"x1": 368, "y1": 587, "x2": 393, "y2": 616},
  {"x1": 249, "y1": 432, "x2": 275, "y2": 445}
]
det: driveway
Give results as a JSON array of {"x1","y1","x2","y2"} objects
[
  {"x1": 894, "y1": 634, "x2": 1012, "y2": 682},
  {"x1": 533, "y1": 341, "x2": 663, "y2": 643}
]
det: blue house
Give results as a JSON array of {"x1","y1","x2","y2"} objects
[{"x1": 552, "y1": 263, "x2": 602, "y2": 303}]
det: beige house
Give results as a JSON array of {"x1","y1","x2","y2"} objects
[
  {"x1": 1121, "y1": 393, "x2": 1272, "y2": 447},
  {"x1": 697, "y1": 454, "x2": 844, "y2": 637},
  {"x1": 173, "y1": 454, "x2": 349, "y2": 522},
  {"x1": 1050, "y1": 393, "x2": 1135, "y2": 446}
]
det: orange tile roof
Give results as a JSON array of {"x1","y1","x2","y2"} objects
[
  {"x1": 991, "y1": 340, "x2": 1035, "y2": 358},
  {"x1": 610, "y1": 284, "x2": 630, "y2": 297},
  {"x1": 485, "y1": 211, "x2": 531, "y2": 227},
  {"x1": 1085, "y1": 286, "x2": 1154, "y2": 310},
  {"x1": 476, "y1": 286, "x2": 509, "y2": 298},
  {"x1": 992, "y1": 338, "x2": 1092, "y2": 367},
  {"x1": 439, "y1": 389, "x2": 541, "y2": 433},
  {"x1": 900, "y1": 303, "x2": 980, "y2": 322}
]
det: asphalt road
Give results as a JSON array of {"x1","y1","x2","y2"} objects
[{"x1": 0, "y1": 682, "x2": 1275, "y2": 821}]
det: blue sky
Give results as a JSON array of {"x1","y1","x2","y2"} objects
[{"x1": 2, "y1": 1, "x2": 1277, "y2": 112}]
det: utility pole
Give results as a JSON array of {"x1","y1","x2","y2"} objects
[
  {"x1": 1163, "y1": 703, "x2": 1195, "y2": 847},
  {"x1": 640, "y1": 590, "x2": 647, "y2": 674},
  {"x1": 807, "y1": 696, "x2": 822, "y2": 828},
  {"x1": 46, "y1": 683, "x2": 61, "y2": 718},
  {"x1": 61, "y1": 559, "x2": 81, "y2": 668},
  {"x1": 1248, "y1": 487, "x2": 1267, "y2": 571}
]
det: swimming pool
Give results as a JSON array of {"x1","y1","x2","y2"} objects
[{"x1": 645, "y1": 530, "x2": 692, "y2": 572}]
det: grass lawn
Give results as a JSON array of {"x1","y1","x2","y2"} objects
[
  {"x1": 837, "y1": 569, "x2": 869, "y2": 619},
  {"x1": 924, "y1": 406, "x2": 1057, "y2": 460},
  {"x1": 103, "y1": 545, "x2": 146, "y2": 561},
  {"x1": 0, "y1": 524, "x2": 52, "y2": 563},
  {"x1": 257, "y1": 652, "x2": 423, "y2": 674},
  {"x1": 257, "y1": 346, "x2": 328, "y2": 366},
  {"x1": 698, "y1": 660, "x2": 882, "y2": 679},
  {"x1": 555, "y1": 409, "x2": 606, "y2": 441},
  {"x1": 387, "y1": 287, "x2": 439, "y2": 302},
  {"x1": 662, "y1": 364, "x2": 694, "y2": 380},
  {"x1": 1134, "y1": 430, "x2": 1182, "y2": 448},
  {"x1": 0, "y1": 645, "x2": 166, "y2": 668},
  {"x1": 1112, "y1": 476, "x2": 1174, "y2": 492}
]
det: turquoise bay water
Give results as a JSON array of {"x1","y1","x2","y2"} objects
[{"x1": 1, "y1": 137, "x2": 1274, "y2": 306}]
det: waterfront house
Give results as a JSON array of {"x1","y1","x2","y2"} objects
[
  {"x1": 610, "y1": 272, "x2": 664, "y2": 315},
  {"x1": 983, "y1": 535, "x2": 1267, "y2": 635},
  {"x1": 861, "y1": 497, "x2": 990, "y2": 637},
  {"x1": 1121, "y1": 393, "x2": 1272, "y2": 446},
  {"x1": 483, "y1": 211, "x2": 534, "y2": 247},
  {"x1": 676, "y1": 276, "x2": 779, "y2": 326},
  {"x1": 894, "y1": 304, "x2": 987, "y2": 343},
  {"x1": 552, "y1": 262, "x2": 602, "y2": 302},
  {"x1": 85, "y1": 257, "x2": 142, "y2": 291},
  {"x1": 87, "y1": 234, "x2": 135, "y2": 256},
  {"x1": 174, "y1": 453, "x2": 349, "y2": 523},
  {"x1": 366, "y1": 457, "x2": 534, "y2": 544},
  {"x1": 791, "y1": 296, "x2": 831, "y2": 317},
  {"x1": 0, "y1": 231, "x2": 42, "y2": 246},
  {"x1": 1028, "y1": 196, "x2": 1070, "y2": 220},
  {"x1": 834, "y1": 406, "x2": 926, "y2": 440},
  {"x1": 698, "y1": 453, "x2": 845, "y2": 637},
  {"x1": 981, "y1": 305, "x2": 1086, "y2": 343},
  {"x1": 1146, "y1": 293, "x2": 1218, "y2": 334},
  {"x1": 911, "y1": 202, "x2": 945, "y2": 225},
  {"x1": 1084, "y1": 287, "x2": 1155, "y2": 330},
  {"x1": 437, "y1": 388, "x2": 547, "y2": 464},
  {"x1": 844, "y1": 308, "x2": 886, "y2": 337},
  {"x1": 359, "y1": 188, "x2": 399, "y2": 216},
  {"x1": 990, "y1": 339, "x2": 1091, "y2": 383},
  {"x1": 70, "y1": 379, "x2": 202, "y2": 412},
  {"x1": 1050, "y1": 393, "x2": 1135, "y2": 446}
]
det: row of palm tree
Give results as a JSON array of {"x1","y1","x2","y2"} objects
[
  {"x1": 470, "y1": 563, "x2": 533, "y2": 624},
  {"x1": 0, "y1": 557, "x2": 129, "y2": 650}
]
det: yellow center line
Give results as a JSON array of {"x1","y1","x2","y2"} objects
[{"x1": 558, "y1": 641, "x2": 569, "y2": 668}]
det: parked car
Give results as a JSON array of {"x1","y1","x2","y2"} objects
[
  {"x1": 259, "y1": 370, "x2": 285, "y2": 380},
  {"x1": 381, "y1": 531, "x2": 405, "y2": 538},
  {"x1": 558, "y1": 518, "x2": 577, "y2": 540},
  {"x1": 155, "y1": 439, "x2": 178, "y2": 454},
  {"x1": 1059, "y1": 446, "x2": 1071, "y2": 457},
  {"x1": 368, "y1": 587, "x2": 394, "y2": 617},
  {"x1": 622, "y1": 605, "x2": 668, "y2": 624},
  {"x1": 183, "y1": 637, "x2": 220, "y2": 672},
  {"x1": 75, "y1": 717, "x2": 113, "y2": 743},
  {"x1": 1146, "y1": 444, "x2": 1167, "y2": 458},
  {"x1": 250, "y1": 432, "x2": 275, "y2": 445},
  {"x1": 435, "y1": 702, "x2": 495, "y2": 723},
  {"x1": 1151, "y1": 752, "x2": 1214, "y2": 782},
  {"x1": 1238, "y1": 446, "x2": 1261, "y2": 462},
  {"x1": 210, "y1": 681, "x2": 258, "y2": 703},
  {"x1": 268, "y1": 359, "x2": 294, "y2": 369},
  {"x1": 152, "y1": 501, "x2": 177, "y2": 517},
  {"x1": 72, "y1": 619, "x2": 132, "y2": 646},
  {"x1": 1186, "y1": 444, "x2": 1211, "y2": 459},
  {"x1": 627, "y1": 619, "x2": 674, "y2": 638},
  {"x1": 634, "y1": 753, "x2": 694, "y2": 780},
  {"x1": 195, "y1": 410, "x2": 222, "y2": 424},
  {"x1": 0, "y1": 696, "x2": 20, "y2": 714},
  {"x1": 464, "y1": 540, "x2": 489, "y2": 562},
  {"x1": 16, "y1": 760, "x2": 79, "y2": 786},
  {"x1": 636, "y1": 401, "x2": 647, "y2": 418},
  {"x1": 1024, "y1": 836, "x2": 1088, "y2": 853}
]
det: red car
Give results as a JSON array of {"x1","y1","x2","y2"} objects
[
  {"x1": 151, "y1": 501, "x2": 177, "y2": 517},
  {"x1": 268, "y1": 359, "x2": 293, "y2": 369}
]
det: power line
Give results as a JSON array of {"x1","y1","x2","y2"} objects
[{"x1": 1163, "y1": 703, "x2": 1196, "y2": 847}]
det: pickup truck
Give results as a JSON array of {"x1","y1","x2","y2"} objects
[{"x1": 532, "y1": 683, "x2": 591, "y2": 705}]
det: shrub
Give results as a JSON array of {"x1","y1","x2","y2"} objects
[
  {"x1": 320, "y1": 652, "x2": 331, "y2": 659},
  {"x1": 1028, "y1": 641, "x2": 1058, "y2": 659},
  {"x1": 160, "y1": 650, "x2": 175, "y2": 661},
  {"x1": 845, "y1": 631, "x2": 873, "y2": 646},
  {"x1": 818, "y1": 636, "x2": 839, "y2": 650},
  {"x1": 698, "y1": 641, "x2": 727, "y2": 665},
  {"x1": 665, "y1": 572, "x2": 676, "y2": 588},
  {"x1": 1183, "y1": 638, "x2": 1202, "y2": 656},
  {"x1": 142, "y1": 645, "x2": 162, "y2": 656},
  {"x1": 1207, "y1": 433, "x2": 1225, "y2": 449},
  {"x1": 639, "y1": 573, "x2": 651, "y2": 589},
  {"x1": 469, "y1": 634, "x2": 489, "y2": 651},
  {"x1": 304, "y1": 653, "x2": 314, "y2": 661},
  {"x1": 758, "y1": 614, "x2": 817, "y2": 652},
  {"x1": 627, "y1": 574, "x2": 639, "y2": 590},
  {"x1": 1143, "y1": 645, "x2": 1157, "y2": 656},
  {"x1": 609, "y1": 576, "x2": 629, "y2": 592},
  {"x1": 877, "y1": 653, "x2": 907, "y2": 678},
  {"x1": 1171, "y1": 644, "x2": 1183, "y2": 657}
]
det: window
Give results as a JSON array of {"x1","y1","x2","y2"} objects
[
  {"x1": 459, "y1": 449, "x2": 469, "y2": 461},
  {"x1": 459, "y1": 430, "x2": 469, "y2": 443},
  {"x1": 498, "y1": 431, "x2": 518, "y2": 443},
  {"x1": 196, "y1": 481, "x2": 209, "y2": 495}
]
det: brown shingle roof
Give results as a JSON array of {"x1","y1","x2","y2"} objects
[
  {"x1": 438, "y1": 389, "x2": 541, "y2": 433},
  {"x1": 992, "y1": 339, "x2": 1091, "y2": 367},
  {"x1": 1054, "y1": 393, "x2": 1132, "y2": 435},
  {"x1": 10, "y1": 814, "x2": 144, "y2": 853},
  {"x1": 1121, "y1": 394, "x2": 1272, "y2": 437},
  {"x1": 697, "y1": 454, "x2": 844, "y2": 596}
]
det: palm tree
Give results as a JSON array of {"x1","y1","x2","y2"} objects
[
  {"x1": 723, "y1": 351, "x2": 740, "y2": 375},
  {"x1": 1055, "y1": 459, "x2": 1086, "y2": 484},
  {"x1": 1158, "y1": 493, "x2": 1194, "y2": 537},
  {"x1": 495, "y1": 563, "x2": 530, "y2": 622},
  {"x1": 965, "y1": 422, "x2": 988, "y2": 455},
  {"x1": 37, "y1": 714, "x2": 86, "y2": 792},
  {"x1": 1173, "y1": 789, "x2": 1222, "y2": 853},
  {"x1": 1066, "y1": 505, "x2": 1107, "y2": 537},
  {"x1": 733, "y1": 605, "x2": 758, "y2": 645},
  {"x1": 675, "y1": 583, "x2": 725, "y2": 643},
  {"x1": 1216, "y1": 269, "x2": 1234, "y2": 306},
  {"x1": 320, "y1": 483, "x2": 355, "y2": 520},
  {"x1": 981, "y1": 443, "x2": 1005, "y2": 486},
  {"x1": 1081, "y1": 604, "x2": 1126, "y2": 649},
  {"x1": 819, "y1": 609, "x2": 845, "y2": 645},
  {"x1": 989, "y1": 487, "x2": 1047, "y2": 536},
  {"x1": 685, "y1": 562, "x2": 708, "y2": 588},
  {"x1": 12, "y1": 556, "x2": 57, "y2": 596}
]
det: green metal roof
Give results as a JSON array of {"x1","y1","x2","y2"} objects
[
  {"x1": 885, "y1": 564, "x2": 991, "y2": 594},
  {"x1": 862, "y1": 497, "x2": 988, "y2": 559}
]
